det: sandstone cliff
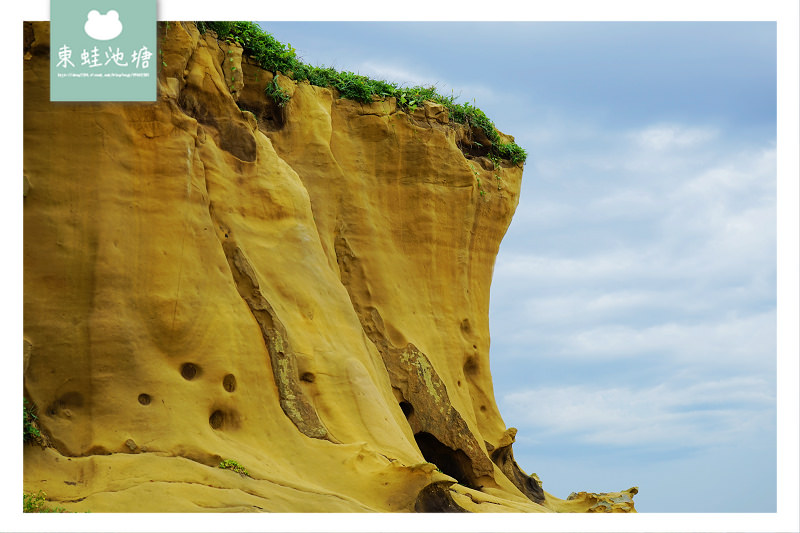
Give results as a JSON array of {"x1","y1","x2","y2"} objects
[{"x1": 22, "y1": 21, "x2": 637, "y2": 513}]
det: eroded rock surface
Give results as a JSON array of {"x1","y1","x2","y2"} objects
[
  {"x1": 565, "y1": 487, "x2": 639, "y2": 513},
  {"x1": 23, "y1": 21, "x2": 636, "y2": 513}
]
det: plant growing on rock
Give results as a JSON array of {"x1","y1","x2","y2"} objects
[
  {"x1": 195, "y1": 21, "x2": 527, "y2": 165},
  {"x1": 23, "y1": 490, "x2": 66, "y2": 513},
  {"x1": 265, "y1": 75, "x2": 291, "y2": 107},
  {"x1": 469, "y1": 163, "x2": 488, "y2": 199},
  {"x1": 23, "y1": 398, "x2": 42, "y2": 444},
  {"x1": 218, "y1": 459, "x2": 250, "y2": 477}
]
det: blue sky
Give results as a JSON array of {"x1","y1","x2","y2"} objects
[{"x1": 262, "y1": 21, "x2": 777, "y2": 513}]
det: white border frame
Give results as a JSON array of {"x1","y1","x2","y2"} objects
[{"x1": 6, "y1": 1, "x2": 798, "y2": 531}]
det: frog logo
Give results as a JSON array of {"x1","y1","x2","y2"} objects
[{"x1": 84, "y1": 10, "x2": 123, "y2": 41}]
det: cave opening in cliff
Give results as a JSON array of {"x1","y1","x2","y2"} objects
[
  {"x1": 413, "y1": 432, "x2": 480, "y2": 490},
  {"x1": 399, "y1": 401, "x2": 413, "y2": 418}
]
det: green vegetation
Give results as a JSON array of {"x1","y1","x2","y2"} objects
[
  {"x1": 228, "y1": 49, "x2": 237, "y2": 91},
  {"x1": 469, "y1": 163, "x2": 487, "y2": 199},
  {"x1": 23, "y1": 491, "x2": 66, "y2": 513},
  {"x1": 264, "y1": 74, "x2": 291, "y2": 107},
  {"x1": 23, "y1": 398, "x2": 42, "y2": 443},
  {"x1": 218, "y1": 459, "x2": 250, "y2": 477},
  {"x1": 195, "y1": 21, "x2": 527, "y2": 165}
]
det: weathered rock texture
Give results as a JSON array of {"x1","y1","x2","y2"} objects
[{"x1": 23, "y1": 21, "x2": 637, "y2": 513}]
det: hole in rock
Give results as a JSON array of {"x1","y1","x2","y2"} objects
[
  {"x1": 46, "y1": 391, "x2": 84, "y2": 417},
  {"x1": 59, "y1": 391, "x2": 84, "y2": 408},
  {"x1": 181, "y1": 363, "x2": 199, "y2": 380},
  {"x1": 223, "y1": 374, "x2": 236, "y2": 392},
  {"x1": 414, "y1": 432, "x2": 479, "y2": 490},
  {"x1": 86, "y1": 445, "x2": 111, "y2": 456},
  {"x1": 209, "y1": 410, "x2": 225, "y2": 429},
  {"x1": 138, "y1": 394, "x2": 151, "y2": 405},
  {"x1": 463, "y1": 356, "x2": 478, "y2": 375},
  {"x1": 399, "y1": 401, "x2": 413, "y2": 418},
  {"x1": 461, "y1": 141, "x2": 490, "y2": 159},
  {"x1": 300, "y1": 372, "x2": 315, "y2": 383}
]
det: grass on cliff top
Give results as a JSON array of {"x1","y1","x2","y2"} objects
[{"x1": 194, "y1": 21, "x2": 527, "y2": 165}]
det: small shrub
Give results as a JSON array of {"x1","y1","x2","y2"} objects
[
  {"x1": 494, "y1": 141, "x2": 528, "y2": 165},
  {"x1": 23, "y1": 398, "x2": 42, "y2": 443},
  {"x1": 265, "y1": 75, "x2": 291, "y2": 107},
  {"x1": 219, "y1": 459, "x2": 250, "y2": 477},
  {"x1": 23, "y1": 490, "x2": 66, "y2": 513}
]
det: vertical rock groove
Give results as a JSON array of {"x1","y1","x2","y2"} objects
[
  {"x1": 334, "y1": 232, "x2": 494, "y2": 484},
  {"x1": 221, "y1": 240, "x2": 329, "y2": 440},
  {"x1": 205, "y1": 190, "x2": 329, "y2": 440}
]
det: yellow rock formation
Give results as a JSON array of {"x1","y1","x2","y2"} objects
[{"x1": 22, "y1": 21, "x2": 636, "y2": 513}]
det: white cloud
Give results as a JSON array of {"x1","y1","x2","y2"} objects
[
  {"x1": 631, "y1": 124, "x2": 718, "y2": 150},
  {"x1": 356, "y1": 60, "x2": 497, "y2": 104},
  {"x1": 494, "y1": 304, "x2": 776, "y2": 374},
  {"x1": 502, "y1": 376, "x2": 775, "y2": 449},
  {"x1": 508, "y1": 199, "x2": 581, "y2": 228},
  {"x1": 357, "y1": 61, "x2": 439, "y2": 88},
  {"x1": 588, "y1": 189, "x2": 657, "y2": 215},
  {"x1": 520, "y1": 290, "x2": 657, "y2": 321},
  {"x1": 495, "y1": 249, "x2": 645, "y2": 285},
  {"x1": 490, "y1": 118, "x2": 776, "y2": 384},
  {"x1": 556, "y1": 311, "x2": 776, "y2": 365},
  {"x1": 497, "y1": 119, "x2": 776, "y2": 290}
]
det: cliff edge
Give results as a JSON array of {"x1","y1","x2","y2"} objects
[{"x1": 22, "y1": 21, "x2": 637, "y2": 513}]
